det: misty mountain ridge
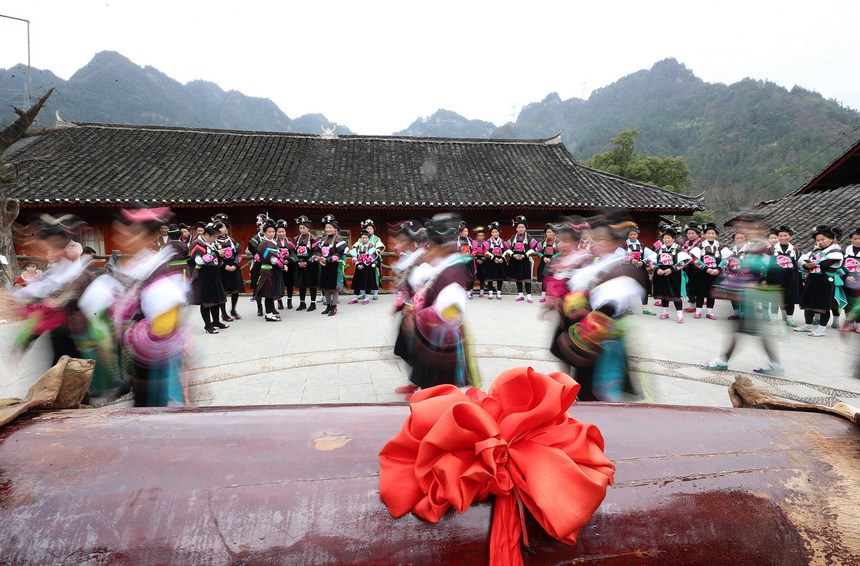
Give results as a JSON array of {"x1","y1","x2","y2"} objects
[{"x1": 0, "y1": 51, "x2": 348, "y2": 134}]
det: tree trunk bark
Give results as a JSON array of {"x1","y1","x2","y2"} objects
[
  {"x1": 0, "y1": 87, "x2": 54, "y2": 153},
  {"x1": 0, "y1": 88, "x2": 53, "y2": 284}
]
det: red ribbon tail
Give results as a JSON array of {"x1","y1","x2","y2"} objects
[{"x1": 490, "y1": 494, "x2": 524, "y2": 566}]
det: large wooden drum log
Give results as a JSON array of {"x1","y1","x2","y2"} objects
[{"x1": 1, "y1": 404, "x2": 858, "y2": 565}]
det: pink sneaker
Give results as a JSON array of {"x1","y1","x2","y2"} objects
[
  {"x1": 676, "y1": 318, "x2": 685, "y2": 324},
  {"x1": 515, "y1": 296, "x2": 524, "y2": 302},
  {"x1": 659, "y1": 314, "x2": 669, "y2": 319},
  {"x1": 527, "y1": 298, "x2": 534, "y2": 303},
  {"x1": 348, "y1": 298, "x2": 358, "y2": 304},
  {"x1": 694, "y1": 313, "x2": 702, "y2": 319},
  {"x1": 467, "y1": 294, "x2": 473, "y2": 300},
  {"x1": 706, "y1": 314, "x2": 717, "y2": 320},
  {"x1": 654, "y1": 300, "x2": 663, "y2": 307},
  {"x1": 539, "y1": 297, "x2": 547, "y2": 303},
  {"x1": 362, "y1": 299, "x2": 370, "y2": 305}
]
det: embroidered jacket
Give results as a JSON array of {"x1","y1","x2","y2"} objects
[
  {"x1": 289, "y1": 232, "x2": 319, "y2": 263},
  {"x1": 621, "y1": 239, "x2": 653, "y2": 265},
  {"x1": 691, "y1": 239, "x2": 733, "y2": 272},
  {"x1": 314, "y1": 233, "x2": 347, "y2": 263},
  {"x1": 503, "y1": 233, "x2": 538, "y2": 259},
  {"x1": 536, "y1": 237, "x2": 560, "y2": 260},
  {"x1": 484, "y1": 236, "x2": 507, "y2": 261},
  {"x1": 190, "y1": 237, "x2": 219, "y2": 268},
  {"x1": 646, "y1": 243, "x2": 691, "y2": 271},
  {"x1": 350, "y1": 242, "x2": 380, "y2": 267}
]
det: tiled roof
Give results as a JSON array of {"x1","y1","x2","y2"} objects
[
  {"x1": 730, "y1": 184, "x2": 860, "y2": 237},
  {"x1": 3, "y1": 123, "x2": 702, "y2": 212}
]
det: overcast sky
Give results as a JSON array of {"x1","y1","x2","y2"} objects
[{"x1": 1, "y1": 1, "x2": 858, "y2": 134}]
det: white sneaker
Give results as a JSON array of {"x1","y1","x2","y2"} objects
[
  {"x1": 808, "y1": 328, "x2": 826, "y2": 337},
  {"x1": 793, "y1": 324, "x2": 813, "y2": 332}
]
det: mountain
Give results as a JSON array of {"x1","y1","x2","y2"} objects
[
  {"x1": 0, "y1": 51, "x2": 350, "y2": 134},
  {"x1": 3, "y1": 54, "x2": 858, "y2": 214},
  {"x1": 395, "y1": 109, "x2": 497, "y2": 138},
  {"x1": 402, "y1": 60, "x2": 860, "y2": 214}
]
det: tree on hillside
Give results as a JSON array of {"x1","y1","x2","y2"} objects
[{"x1": 583, "y1": 130, "x2": 693, "y2": 194}]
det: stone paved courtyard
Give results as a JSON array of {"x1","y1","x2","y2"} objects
[{"x1": 2, "y1": 294, "x2": 859, "y2": 411}]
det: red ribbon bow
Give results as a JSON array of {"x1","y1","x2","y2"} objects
[{"x1": 379, "y1": 367, "x2": 614, "y2": 565}]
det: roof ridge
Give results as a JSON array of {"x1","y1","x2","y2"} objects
[
  {"x1": 52, "y1": 122, "x2": 562, "y2": 146},
  {"x1": 577, "y1": 162, "x2": 703, "y2": 203}
]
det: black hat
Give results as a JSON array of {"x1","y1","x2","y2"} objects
[
  {"x1": 811, "y1": 224, "x2": 836, "y2": 239},
  {"x1": 768, "y1": 226, "x2": 780, "y2": 236},
  {"x1": 276, "y1": 219, "x2": 289, "y2": 229},
  {"x1": 488, "y1": 221, "x2": 501, "y2": 232},
  {"x1": 360, "y1": 218, "x2": 375, "y2": 229},
  {"x1": 702, "y1": 222, "x2": 720, "y2": 235},
  {"x1": 196, "y1": 220, "x2": 207, "y2": 229},
  {"x1": 178, "y1": 223, "x2": 190, "y2": 230},
  {"x1": 204, "y1": 225, "x2": 221, "y2": 236},
  {"x1": 776, "y1": 225, "x2": 794, "y2": 235},
  {"x1": 425, "y1": 213, "x2": 462, "y2": 245},
  {"x1": 734, "y1": 211, "x2": 766, "y2": 225},
  {"x1": 212, "y1": 213, "x2": 230, "y2": 227},
  {"x1": 397, "y1": 220, "x2": 423, "y2": 241},
  {"x1": 458, "y1": 221, "x2": 468, "y2": 231},
  {"x1": 360, "y1": 229, "x2": 371, "y2": 237},
  {"x1": 849, "y1": 226, "x2": 860, "y2": 238},
  {"x1": 261, "y1": 219, "x2": 277, "y2": 231},
  {"x1": 684, "y1": 221, "x2": 701, "y2": 234},
  {"x1": 589, "y1": 213, "x2": 638, "y2": 240},
  {"x1": 626, "y1": 224, "x2": 640, "y2": 234},
  {"x1": 512, "y1": 215, "x2": 527, "y2": 228},
  {"x1": 322, "y1": 214, "x2": 339, "y2": 230},
  {"x1": 662, "y1": 226, "x2": 679, "y2": 237},
  {"x1": 295, "y1": 215, "x2": 311, "y2": 227},
  {"x1": 255, "y1": 213, "x2": 269, "y2": 227}
]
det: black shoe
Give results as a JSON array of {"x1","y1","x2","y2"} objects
[
  {"x1": 222, "y1": 314, "x2": 234, "y2": 322},
  {"x1": 277, "y1": 300, "x2": 284, "y2": 310},
  {"x1": 296, "y1": 302, "x2": 307, "y2": 311},
  {"x1": 213, "y1": 322, "x2": 229, "y2": 329},
  {"x1": 307, "y1": 303, "x2": 316, "y2": 312},
  {"x1": 328, "y1": 306, "x2": 338, "y2": 316},
  {"x1": 257, "y1": 308, "x2": 264, "y2": 317},
  {"x1": 204, "y1": 325, "x2": 219, "y2": 334},
  {"x1": 287, "y1": 299, "x2": 293, "y2": 310},
  {"x1": 231, "y1": 310, "x2": 242, "y2": 320},
  {"x1": 321, "y1": 304, "x2": 332, "y2": 315}
]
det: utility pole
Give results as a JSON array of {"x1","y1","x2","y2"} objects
[{"x1": 0, "y1": 13, "x2": 32, "y2": 104}]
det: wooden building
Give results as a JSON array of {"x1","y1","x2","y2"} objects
[{"x1": 3, "y1": 122, "x2": 702, "y2": 284}]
